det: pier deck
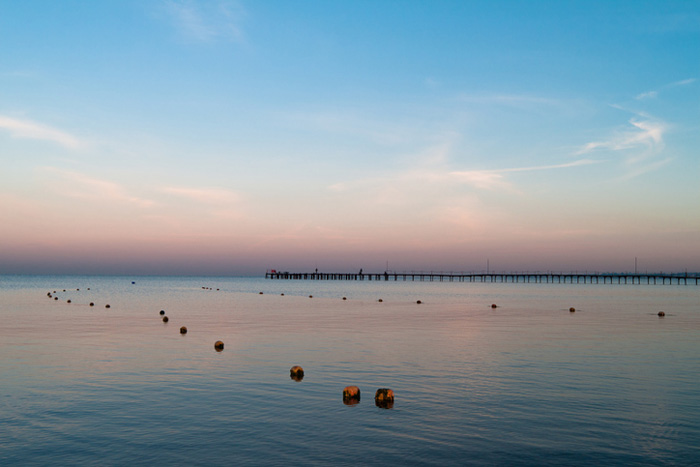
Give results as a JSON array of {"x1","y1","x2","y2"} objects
[{"x1": 265, "y1": 271, "x2": 699, "y2": 285}]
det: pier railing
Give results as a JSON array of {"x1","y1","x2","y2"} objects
[{"x1": 264, "y1": 271, "x2": 699, "y2": 285}]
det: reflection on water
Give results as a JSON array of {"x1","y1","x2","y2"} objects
[{"x1": 1, "y1": 275, "x2": 699, "y2": 465}]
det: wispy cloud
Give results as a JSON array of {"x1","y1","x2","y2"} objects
[
  {"x1": 42, "y1": 168, "x2": 155, "y2": 207},
  {"x1": 0, "y1": 115, "x2": 83, "y2": 149},
  {"x1": 670, "y1": 78, "x2": 696, "y2": 87},
  {"x1": 161, "y1": 186, "x2": 240, "y2": 205},
  {"x1": 576, "y1": 115, "x2": 665, "y2": 157},
  {"x1": 635, "y1": 90, "x2": 658, "y2": 100},
  {"x1": 449, "y1": 159, "x2": 600, "y2": 190},
  {"x1": 635, "y1": 77, "x2": 695, "y2": 100},
  {"x1": 162, "y1": 0, "x2": 245, "y2": 43}
]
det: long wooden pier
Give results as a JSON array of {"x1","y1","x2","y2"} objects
[{"x1": 265, "y1": 271, "x2": 699, "y2": 285}]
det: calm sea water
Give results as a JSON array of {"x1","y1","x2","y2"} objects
[{"x1": 1, "y1": 275, "x2": 699, "y2": 465}]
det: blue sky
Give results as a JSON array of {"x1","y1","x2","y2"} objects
[{"x1": 1, "y1": 0, "x2": 698, "y2": 274}]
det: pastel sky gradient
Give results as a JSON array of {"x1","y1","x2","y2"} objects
[{"x1": 1, "y1": 0, "x2": 699, "y2": 275}]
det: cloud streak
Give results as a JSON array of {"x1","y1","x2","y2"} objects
[
  {"x1": 449, "y1": 159, "x2": 600, "y2": 190},
  {"x1": 162, "y1": 0, "x2": 244, "y2": 43},
  {"x1": 42, "y1": 168, "x2": 155, "y2": 207},
  {"x1": 576, "y1": 116, "x2": 665, "y2": 157},
  {"x1": 161, "y1": 186, "x2": 240, "y2": 205},
  {"x1": 0, "y1": 115, "x2": 83, "y2": 149}
]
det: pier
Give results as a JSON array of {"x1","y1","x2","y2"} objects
[{"x1": 265, "y1": 271, "x2": 699, "y2": 285}]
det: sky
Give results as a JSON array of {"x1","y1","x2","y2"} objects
[{"x1": 1, "y1": 0, "x2": 699, "y2": 275}]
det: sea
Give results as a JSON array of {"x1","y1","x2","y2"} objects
[{"x1": 1, "y1": 274, "x2": 699, "y2": 466}]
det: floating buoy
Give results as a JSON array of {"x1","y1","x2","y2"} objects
[
  {"x1": 342, "y1": 297, "x2": 347, "y2": 300},
  {"x1": 281, "y1": 293, "x2": 285, "y2": 296},
  {"x1": 378, "y1": 299, "x2": 383, "y2": 303},
  {"x1": 569, "y1": 307, "x2": 576, "y2": 312},
  {"x1": 160, "y1": 310, "x2": 165, "y2": 315},
  {"x1": 180, "y1": 326, "x2": 187, "y2": 334},
  {"x1": 87, "y1": 288, "x2": 90, "y2": 290},
  {"x1": 63, "y1": 289, "x2": 66, "y2": 292},
  {"x1": 162, "y1": 316, "x2": 169, "y2": 323},
  {"x1": 417, "y1": 300, "x2": 422, "y2": 304},
  {"x1": 290, "y1": 365, "x2": 304, "y2": 381},
  {"x1": 343, "y1": 386, "x2": 361, "y2": 405},
  {"x1": 491, "y1": 304, "x2": 497, "y2": 308},
  {"x1": 76, "y1": 288, "x2": 79, "y2": 291},
  {"x1": 309, "y1": 295, "x2": 313, "y2": 298},
  {"x1": 89, "y1": 302, "x2": 94, "y2": 307},
  {"x1": 131, "y1": 281, "x2": 135, "y2": 284},
  {"x1": 259, "y1": 292, "x2": 263, "y2": 295},
  {"x1": 54, "y1": 297, "x2": 58, "y2": 300},
  {"x1": 374, "y1": 388, "x2": 394, "y2": 408},
  {"x1": 658, "y1": 311, "x2": 665, "y2": 317},
  {"x1": 214, "y1": 340, "x2": 224, "y2": 351},
  {"x1": 105, "y1": 304, "x2": 110, "y2": 308},
  {"x1": 67, "y1": 299, "x2": 71, "y2": 303}
]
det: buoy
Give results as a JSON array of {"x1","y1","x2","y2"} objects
[
  {"x1": 374, "y1": 388, "x2": 394, "y2": 408},
  {"x1": 162, "y1": 316, "x2": 169, "y2": 323},
  {"x1": 87, "y1": 288, "x2": 90, "y2": 290},
  {"x1": 131, "y1": 281, "x2": 135, "y2": 284},
  {"x1": 63, "y1": 289, "x2": 66, "y2": 292},
  {"x1": 259, "y1": 292, "x2": 263, "y2": 295},
  {"x1": 290, "y1": 365, "x2": 304, "y2": 381},
  {"x1": 180, "y1": 326, "x2": 187, "y2": 334},
  {"x1": 105, "y1": 304, "x2": 111, "y2": 308},
  {"x1": 76, "y1": 288, "x2": 79, "y2": 291},
  {"x1": 658, "y1": 311, "x2": 665, "y2": 317},
  {"x1": 491, "y1": 304, "x2": 497, "y2": 308},
  {"x1": 67, "y1": 299, "x2": 71, "y2": 303},
  {"x1": 54, "y1": 297, "x2": 58, "y2": 300},
  {"x1": 343, "y1": 386, "x2": 361, "y2": 405},
  {"x1": 89, "y1": 302, "x2": 94, "y2": 307},
  {"x1": 569, "y1": 307, "x2": 576, "y2": 312},
  {"x1": 281, "y1": 293, "x2": 285, "y2": 296},
  {"x1": 342, "y1": 297, "x2": 347, "y2": 300},
  {"x1": 309, "y1": 295, "x2": 313, "y2": 298},
  {"x1": 160, "y1": 310, "x2": 165, "y2": 315},
  {"x1": 214, "y1": 340, "x2": 224, "y2": 351},
  {"x1": 417, "y1": 300, "x2": 422, "y2": 304},
  {"x1": 378, "y1": 299, "x2": 383, "y2": 302}
]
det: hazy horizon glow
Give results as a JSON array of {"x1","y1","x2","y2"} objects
[{"x1": 1, "y1": 1, "x2": 699, "y2": 275}]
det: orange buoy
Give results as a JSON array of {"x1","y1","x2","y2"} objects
[
  {"x1": 491, "y1": 304, "x2": 497, "y2": 308},
  {"x1": 290, "y1": 365, "x2": 304, "y2": 381},
  {"x1": 343, "y1": 386, "x2": 361, "y2": 405},
  {"x1": 214, "y1": 340, "x2": 224, "y2": 351},
  {"x1": 569, "y1": 307, "x2": 576, "y2": 312},
  {"x1": 374, "y1": 388, "x2": 394, "y2": 408},
  {"x1": 180, "y1": 326, "x2": 187, "y2": 334},
  {"x1": 162, "y1": 316, "x2": 169, "y2": 323}
]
